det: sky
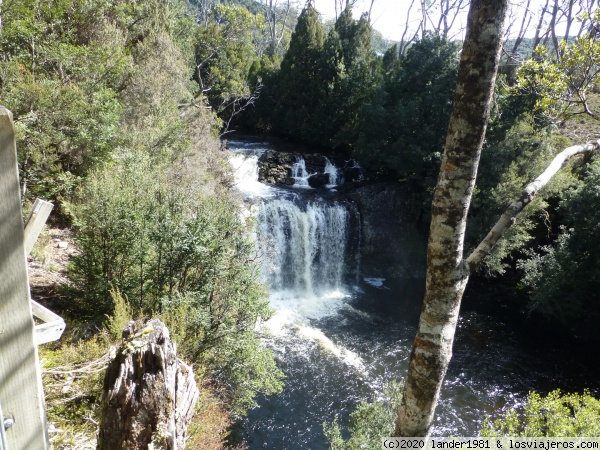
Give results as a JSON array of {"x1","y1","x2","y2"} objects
[
  {"x1": 315, "y1": 0, "x2": 434, "y2": 41},
  {"x1": 312, "y1": 0, "x2": 572, "y2": 42}
]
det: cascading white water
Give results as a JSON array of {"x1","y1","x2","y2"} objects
[
  {"x1": 257, "y1": 198, "x2": 348, "y2": 297},
  {"x1": 291, "y1": 157, "x2": 311, "y2": 187},
  {"x1": 228, "y1": 143, "x2": 361, "y2": 370},
  {"x1": 324, "y1": 157, "x2": 339, "y2": 186}
]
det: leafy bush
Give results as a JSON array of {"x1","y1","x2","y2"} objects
[
  {"x1": 69, "y1": 151, "x2": 283, "y2": 414},
  {"x1": 482, "y1": 390, "x2": 600, "y2": 437},
  {"x1": 516, "y1": 156, "x2": 600, "y2": 331},
  {"x1": 324, "y1": 381, "x2": 403, "y2": 450}
]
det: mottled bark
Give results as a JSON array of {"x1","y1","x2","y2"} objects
[
  {"x1": 394, "y1": 0, "x2": 509, "y2": 437},
  {"x1": 97, "y1": 320, "x2": 199, "y2": 450}
]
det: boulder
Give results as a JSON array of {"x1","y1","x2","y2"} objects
[
  {"x1": 343, "y1": 166, "x2": 363, "y2": 183},
  {"x1": 308, "y1": 173, "x2": 330, "y2": 188}
]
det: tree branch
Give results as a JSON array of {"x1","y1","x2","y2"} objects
[{"x1": 465, "y1": 139, "x2": 600, "y2": 272}]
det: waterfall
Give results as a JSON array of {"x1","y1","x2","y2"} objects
[
  {"x1": 257, "y1": 198, "x2": 348, "y2": 298},
  {"x1": 324, "y1": 157, "x2": 339, "y2": 186},
  {"x1": 291, "y1": 157, "x2": 311, "y2": 187},
  {"x1": 228, "y1": 144, "x2": 354, "y2": 321},
  {"x1": 228, "y1": 148, "x2": 272, "y2": 198}
]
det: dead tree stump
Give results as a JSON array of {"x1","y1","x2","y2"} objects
[{"x1": 97, "y1": 320, "x2": 199, "y2": 450}]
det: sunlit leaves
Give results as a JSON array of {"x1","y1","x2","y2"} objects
[
  {"x1": 516, "y1": 29, "x2": 600, "y2": 123},
  {"x1": 482, "y1": 390, "x2": 600, "y2": 437}
]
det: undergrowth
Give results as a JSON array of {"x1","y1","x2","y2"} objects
[{"x1": 40, "y1": 290, "x2": 234, "y2": 449}]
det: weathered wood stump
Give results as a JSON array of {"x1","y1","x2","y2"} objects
[{"x1": 97, "y1": 320, "x2": 199, "y2": 450}]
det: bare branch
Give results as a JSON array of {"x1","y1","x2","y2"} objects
[
  {"x1": 466, "y1": 139, "x2": 600, "y2": 271},
  {"x1": 399, "y1": 0, "x2": 418, "y2": 56},
  {"x1": 509, "y1": 0, "x2": 533, "y2": 55},
  {"x1": 533, "y1": 0, "x2": 551, "y2": 50},
  {"x1": 367, "y1": 0, "x2": 375, "y2": 22}
]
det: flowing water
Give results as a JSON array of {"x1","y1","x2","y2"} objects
[{"x1": 227, "y1": 140, "x2": 600, "y2": 449}]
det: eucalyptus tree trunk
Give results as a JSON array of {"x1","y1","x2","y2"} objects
[
  {"x1": 398, "y1": 0, "x2": 419, "y2": 57},
  {"x1": 394, "y1": 0, "x2": 509, "y2": 437}
]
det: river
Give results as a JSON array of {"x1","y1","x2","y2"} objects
[{"x1": 227, "y1": 139, "x2": 599, "y2": 449}]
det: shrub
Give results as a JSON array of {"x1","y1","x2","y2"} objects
[
  {"x1": 481, "y1": 390, "x2": 600, "y2": 437},
  {"x1": 69, "y1": 151, "x2": 283, "y2": 415},
  {"x1": 324, "y1": 381, "x2": 403, "y2": 450}
]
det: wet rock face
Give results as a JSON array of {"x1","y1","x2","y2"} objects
[
  {"x1": 257, "y1": 150, "x2": 352, "y2": 187},
  {"x1": 342, "y1": 182, "x2": 427, "y2": 280},
  {"x1": 343, "y1": 167, "x2": 363, "y2": 183},
  {"x1": 308, "y1": 173, "x2": 330, "y2": 188},
  {"x1": 257, "y1": 150, "x2": 297, "y2": 185}
]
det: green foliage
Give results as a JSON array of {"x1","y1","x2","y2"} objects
[
  {"x1": 254, "y1": 5, "x2": 381, "y2": 151},
  {"x1": 69, "y1": 151, "x2": 284, "y2": 413},
  {"x1": 516, "y1": 156, "x2": 600, "y2": 330},
  {"x1": 69, "y1": 153, "x2": 159, "y2": 312},
  {"x1": 516, "y1": 16, "x2": 600, "y2": 124},
  {"x1": 0, "y1": 0, "x2": 198, "y2": 203},
  {"x1": 356, "y1": 34, "x2": 460, "y2": 183},
  {"x1": 481, "y1": 390, "x2": 600, "y2": 437},
  {"x1": 158, "y1": 291, "x2": 283, "y2": 417},
  {"x1": 267, "y1": 4, "x2": 326, "y2": 140},
  {"x1": 314, "y1": 8, "x2": 380, "y2": 150},
  {"x1": 194, "y1": 5, "x2": 261, "y2": 124},
  {"x1": 470, "y1": 116, "x2": 574, "y2": 274},
  {"x1": 324, "y1": 381, "x2": 403, "y2": 450},
  {"x1": 191, "y1": 0, "x2": 299, "y2": 132},
  {"x1": 105, "y1": 288, "x2": 134, "y2": 341}
]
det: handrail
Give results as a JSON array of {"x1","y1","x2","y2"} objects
[
  {"x1": 31, "y1": 300, "x2": 66, "y2": 345},
  {"x1": 23, "y1": 198, "x2": 66, "y2": 345}
]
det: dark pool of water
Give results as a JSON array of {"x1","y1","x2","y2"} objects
[{"x1": 233, "y1": 278, "x2": 600, "y2": 449}]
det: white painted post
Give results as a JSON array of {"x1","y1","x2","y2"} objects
[
  {"x1": 0, "y1": 106, "x2": 49, "y2": 449},
  {"x1": 24, "y1": 198, "x2": 54, "y2": 258}
]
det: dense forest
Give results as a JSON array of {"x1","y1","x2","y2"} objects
[{"x1": 1, "y1": 0, "x2": 600, "y2": 447}]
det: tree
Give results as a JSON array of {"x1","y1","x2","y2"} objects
[
  {"x1": 194, "y1": 4, "x2": 262, "y2": 132},
  {"x1": 356, "y1": 34, "x2": 460, "y2": 182},
  {"x1": 516, "y1": 19, "x2": 600, "y2": 123},
  {"x1": 257, "y1": 0, "x2": 296, "y2": 54},
  {"x1": 269, "y1": 4, "x2": 326, "y2": 140},
  {"x1": 314, "y1": 7, "x2": 378, "y2": 150},
  {"x1": 395, "y1": 0, "x2": 600, "y2": 436},
  {"x1": 393, "y1": 0, "x2": 511, "y2": 437},
  {"x1": 516, "y1": 156, "x2": 600, "y2": 336},
  {"x1": 97, "y1": 320, "x2": 199, "y2": 450}
]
